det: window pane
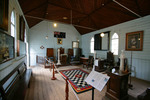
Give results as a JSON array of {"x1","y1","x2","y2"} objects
[
  {"x1": 11, "y1": 25, "x2": 15, "y2": 37},
  {"x1": 91, "y1": 41, "x2": 94, "y2": 53},
  {"x1": 91, "y1": 37, "x2": 94, "y2": 41},
  {"x1": 11, "y1": 10, "x2": 16, "y2": 37},
  {"x1": 90, "y1": 37, "x2": 94, "y2": 53},
  {"x1": 112, "y1": 33, "x2": 119, "y2": 55},
  {"x1": 112, "y1": 33, "x2": 118, "y2": 39},
  {"x1": 11, "y1": 11, "x2": 15, "y2": 24}
]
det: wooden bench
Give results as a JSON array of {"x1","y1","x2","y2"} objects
[{"x1": 0, "y1": 61, "x2": 32, "y2": 100}]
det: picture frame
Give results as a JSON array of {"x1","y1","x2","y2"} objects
[
  {"x1": 72, "y1": 41, "x2": 79, "y2": 48},
  {"x1": 0, "y1": 30, "x2": 15, "y2": 64},
  {"x1": 0, "y1": 0, "x2": 9, "y2": 31},
  {"x1": 19, "y1": 16, "x2": 25, "y2": 41},
  {"x1": 125, "y1": 31, "x2": 143, "y2": 51},
  {"x1": 57, "y1": 38, "x2": 62, "y2": 44},
  {"x1": 17, "y1": 40, "x2": 26, "y2": 57},
  {"x1": 54, "y1": 31, "x2": 66, "y2": 38}
]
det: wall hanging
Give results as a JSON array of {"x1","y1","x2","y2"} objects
[{"x1": 125, "y1": 31, "x2": 143, "y2": 51}]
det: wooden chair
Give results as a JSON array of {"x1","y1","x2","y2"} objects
[
  {"x1": 45, "y1": 48, "x2": 55, "y2": 68},
  {"x1": 47, "y1": 48, "x2": 55, "y2": 61},
  {"x1": 83, "y1": 56, "x2": 94, "y2": 69},
  {"x1": 68, "y1": 49, "x2": 73, "y2": 64},
  {"x1": 95, "y1": 59, "x2": 106, "y2": 72},
  {"x1": 68, "y1": 48, "x2": 82, "y2": 65},
  {"x1": 59, "y1": 47, "x2": 64, "y2": 55},
  {"x1": 104, "y1": 51, "x2": 114, "y2": 67}
]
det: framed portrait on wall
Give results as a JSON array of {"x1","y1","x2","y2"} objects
[
  {"x1": 19, "y1": 16, "x2": 25, "y2": 41},
  {"x1": 125, "y1": 31, "x2": 143, "y2": 51},
  {"x1": 0, "y1": 0, "x2": 8, "y2": 31},
  {"x1": 57, "y1": 38, "x2": 62, "y2": 44},
  {"x1": 72, "y1": 41, "x2": 79, "y2": 48}
]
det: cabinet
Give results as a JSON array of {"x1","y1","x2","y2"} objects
[{"x1": 106, "y1": 69, "x2": 130, "y2": 100}]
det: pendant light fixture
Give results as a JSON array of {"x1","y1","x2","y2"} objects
[
  {"x1": 100, "y1": 32, "x2": 105, "y2": 37},
  {"x1": 53, "y1": 23, "x2": 57, "y2": 27}
]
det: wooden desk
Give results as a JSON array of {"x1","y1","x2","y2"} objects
[{"x1": 106, "y1": 69, "x2": 130, "y2": 100}]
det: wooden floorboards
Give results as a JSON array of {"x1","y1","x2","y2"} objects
[
  {"x1": 25, "y1": 65, "x2": 108, "y2": 100},
  {"x1": 25, "y1": 64, "x2": 150, "y2": 100},
  {"x1": 128, "y1": 77, "x2": 150, "y2": 98}
]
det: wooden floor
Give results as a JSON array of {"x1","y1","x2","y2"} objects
[
  {"x1": 25, "y1": 64, "x2": 150, "y2": 100},
  {"x1": 25, "y1": 65, "x2": 108, "y2": 100},
  {"x1": 128, "y1": 77, "x2": 150, "y2": 98}
]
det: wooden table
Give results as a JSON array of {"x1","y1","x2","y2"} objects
[
  {"x1": 106, "y1": 68, "x2": 130, "y2": 100},
  {"x1": 80, "y1": 57, "x2": 89, "y2": 64}
]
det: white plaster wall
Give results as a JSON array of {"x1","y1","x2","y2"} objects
[
  {"x1": 81, "y1": 15, "x2": 150, "y2": 81},
  {"x1": 29, "y1": 21, "x2": 81, "y2": 65},
  {"x1": 0, "y1": 0, "x2": 29, "y2": 81}
]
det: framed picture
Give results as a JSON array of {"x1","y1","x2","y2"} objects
[
  {"x1": 17, "y1": 40, "x2": 26, "y2": 57},
  {"x1": 19, "y1": 16, "x2": 25, "y2": 41},
  {"x1": 0, "y1": 30, "x2": 15, "y2": 64},
  {"x1": 57, "y1": 38, "x2": 62, "y2": 44},
  {"x1": 0, "y1": 0, "x2": 8, "y2": 31},
  {"x1": 125, "y1": 31, "x2": 143, "y2": 51},
  {"x1": 72, "y1": 41, "x2": 79, "y2": 48},
  {"x1": 54, "y1": 31, "x2": 66, "y2": 38}
]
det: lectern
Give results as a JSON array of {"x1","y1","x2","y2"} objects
[{"x1": 106, "y1": 69, "x2": 130, "y2": 100}]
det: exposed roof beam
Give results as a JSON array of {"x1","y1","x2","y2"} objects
[
  {"x1": 24, "y1": 2, "x2": 47, "y2": 14},
  {"x1": 77, "y1": 0, "x2": 112, "y2": 25},
  {"x1": 113, "y1": 0, "x2": 141, "y2": 17},
  {"x1": 134, "y1": 0, "x2": 142, "y2": 16},
  {"x1": 70, "y1": 10, "x2": 72, "y2": 24},
  {"x1": 25, "y1": 15, "x2": 97, "y2": 30},
  {"x1": 105, "y1": 5, "x2": 138, "y2": 18},
  {"x1": 47, "y1": 1, "x2": 88, "y2": 16},
  {"x1": 44, "y1": 0, "x2": 49, "y2": 18},
  {"x1": 89, "y1": 16, "x2": 98, "y2": 29}
]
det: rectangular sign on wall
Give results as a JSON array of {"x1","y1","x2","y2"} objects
[{"x1": 54, "y1": 31, "x2": 66, "y2": 38}]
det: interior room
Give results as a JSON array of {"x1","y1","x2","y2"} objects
[{"x1": 0, "y1": 0, "x2": 150, "y2": 100}]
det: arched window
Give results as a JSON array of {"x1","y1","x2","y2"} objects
[
  {"x1": 11, "y1": 10, "x2": 16, "y2": 37},
  {"x1": 90, "y1": 37, "x2": 94, "y2": 53},
  {"x1": 111, "y1": 33, "x2": 119, "y2": 55}
]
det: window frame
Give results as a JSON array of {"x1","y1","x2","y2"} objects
[
  {"x1": 11, "y1": 9, "x2": 17, "y2": 57},
  {"x1": 90, "y1": 37, "x2": 94, "y2": 53},
  {"x1": 10, "y1": 9, "x2": 16, "y2": 37},
  {"x1": 111, "y1": 33, "x2": 119, "y2": 55}
]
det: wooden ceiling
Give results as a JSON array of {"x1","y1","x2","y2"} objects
[{"x1": 18, "y1": 0, "x2": 150, "y2": 35}]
